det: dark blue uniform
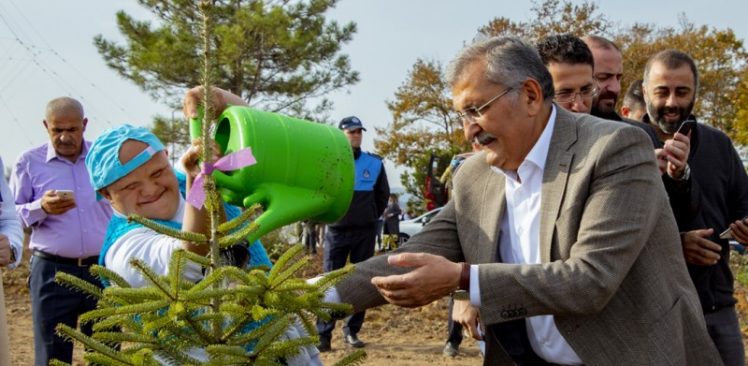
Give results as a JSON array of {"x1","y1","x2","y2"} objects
[{"x1": 317, "y1": 148, "x2": 389, "y2": 343}]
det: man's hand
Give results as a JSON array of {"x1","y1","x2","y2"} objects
[
  {"x1": 453, "y1": 299, "x2": 482, "y2": 340},
  {"x1": 654, "y1": 148, "x2": 668, "y2": 175},
  {"x1": 729, "y1": 218, "x2": 748, "y2": 244},
  {"x1": 371, "y1": 253, "x2": 461, "y2": 308},
  {"x1": 682, "y1": 229, "x2": 722, "y2": 265},
  {"x1": 41, "y1": 190, "x2": 76, "y2": 215},
  {"x1": 180, "y1": 139, "x2": 222, "y2": 180},
  {"x1": 663, "y1": 132, "x2": 691, "y2": 179},
  {"x1": 182, "y1": 86, "x2": 247, "y2": 120},
  {"x1": 0, "y1": 234, "x2": 11, "y2": 266}
]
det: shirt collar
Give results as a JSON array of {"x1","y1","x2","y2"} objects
[
  {"x1": 46, "y1": 140, "x2": 91, "y2": 163},
  {"x1": 492, "y1": 104, "x2": 557, "y2": 177},
  {"x1": 524, "y1": 104, "x2": 556, "y2": 172}
]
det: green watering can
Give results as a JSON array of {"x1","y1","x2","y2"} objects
[{"x1": 190, "y1": 106, "x2": 354, "y2": 242}]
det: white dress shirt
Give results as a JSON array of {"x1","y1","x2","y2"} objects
[
  {"x1": 0, "y1": 157, "x2": 23, "y2": 269},
  {"x1": 470, "y1": 105, "x2": 583, "y2": 365}
]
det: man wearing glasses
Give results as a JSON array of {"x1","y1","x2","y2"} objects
[
  {"x1": 185, "y1": 38, "x2": 718, "y2": 364},
  {"x1": 536, "y1": 34, "x2": 598, "y2": 114},
  {"x1": 329, "y1": 37, "x2": 719, "y2": 365}
]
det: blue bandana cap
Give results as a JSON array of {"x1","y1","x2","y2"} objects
[{"x1": 85, "y1": 124, "x2": 165, "y2": 199}]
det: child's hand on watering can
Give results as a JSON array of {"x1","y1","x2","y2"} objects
[
  {"x1": 183, "y1": 86, "x2": 249, "y2": 120},
  {"x1": 180, "y1": 139, "x2": 222, "y2": 180}
]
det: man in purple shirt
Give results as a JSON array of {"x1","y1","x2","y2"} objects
[{"x1": 10, "y1": 97, "x2": 112, "y2": 366}]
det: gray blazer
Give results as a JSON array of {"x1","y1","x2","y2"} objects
[{"x1": 336, "y1": 108, "x2": 722, "y2": 365}]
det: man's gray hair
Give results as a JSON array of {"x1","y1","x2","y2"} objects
[
  {"x1": 46, "y1": 97, "x2": 84, "y2": 120},
  {"x1": 445, "y1": 36, "x2": 554, "y2": 100}
]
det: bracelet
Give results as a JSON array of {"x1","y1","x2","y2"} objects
[
  {"x1": 452, "y1": 290, "x2": 469, "y2": 300},
  {"x1": 459, "y1": 262, "x2": 470, "y2": 291}
]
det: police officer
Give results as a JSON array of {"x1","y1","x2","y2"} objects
[{"x1": 317, "y1": 116, "x2": 389, "y2": 352}]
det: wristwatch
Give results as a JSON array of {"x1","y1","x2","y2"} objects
[{"x1": 672, "y1": 164, "x2": 691, "y2": 181}]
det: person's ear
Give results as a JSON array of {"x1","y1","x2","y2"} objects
[
  {"x1": 521, "y1": 79, "x2": 544, "y2": 116},
  {"x1": 82, "y1": 118, "x2": 88, "y2": 131},
  {"x1": 43, "y1": 120, "x2": 48, "y2": 130},
  {"x1": 98, "y1": 188, "x2": 112, "y2": 201}
]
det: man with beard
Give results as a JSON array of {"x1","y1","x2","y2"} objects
[
  {"x1": 582, "y1": 36, "x2": 690, "y2": 193},
  {"x1": 582, "y1": 35, "x2": 623, "y2": 120},
  {"x1": 10, "y1": 97, "x2": 113, "y2": 365},
  {"x1": 642, "y1": 49, "x2": 748, "y2": 366},
  {"x1": 184, "y1": 39, "x2": 722, "y2": 364},
  {"x1": 536, "y1": 35, "x2": 659, "y2": 146},
  {"x1": 333, "y1": 37, "x2": 718, "y2": 365}
]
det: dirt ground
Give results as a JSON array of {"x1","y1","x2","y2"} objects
[
  {"x1": 3, "y1": 246, "x2": 748, "y2": 366},
  {"x1": 1, "y1": 248, "x2": 482, "y2": 365}
]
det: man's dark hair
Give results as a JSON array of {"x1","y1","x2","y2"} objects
[
  {"x1": 643, "y1": 49, "x2": 699, "y2": 90},
  {"x1": 623, "y1": 79, "x2": 645, "y2": 110},
  {"x1": 536, "y1": 34, "x2": 594, "y2": 69}
]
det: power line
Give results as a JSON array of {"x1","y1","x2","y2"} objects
[
  {"x1": 0, "y1": 58, "x2": 32, "y2": 94},
  {"x1": 7, "y1": 0, "x2": 140, "y2": 123},
  {"x1": 0, "y1": 93, "x2": 35, "y2": 146},
  {"x1": 0, "y1": 3, "x2": 148, "y2": 128}
]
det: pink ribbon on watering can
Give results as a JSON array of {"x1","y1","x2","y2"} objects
[{"x1": 186, "y1": 147, "x2": 257, "y2": 209}]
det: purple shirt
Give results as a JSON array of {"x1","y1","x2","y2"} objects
[{"x1": 10, "y1": 141, "x2": 112, "y2": 258}]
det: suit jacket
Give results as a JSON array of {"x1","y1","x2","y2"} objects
[{"x1": 336, "y1": 108, "x2": 721, "y2": 365}]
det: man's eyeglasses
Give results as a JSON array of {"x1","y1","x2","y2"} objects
[
  {"x1": 457, "y1": 87, "x2": 513, "y2": 123},
  {"x1": 554, "y1": 85, "x2": 599, "y2": 104}
]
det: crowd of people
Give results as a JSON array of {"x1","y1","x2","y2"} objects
[{"x1": 0, "y1": 32, "x2": 746, "y2": 366}]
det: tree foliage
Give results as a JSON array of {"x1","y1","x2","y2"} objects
[
  {"x1": 382, "y1": 0, "x2": 748, "y2": 209},
  {"x1": 50, "y1": 4, "x2": 366, "y2": 364},
  {"x1": 373, "y1": 59, "x2": 471, "y2": 209},
  {"x1": 616, "y1": 17, "x2": 748, "y2": 137},
  {"x1": 95, "y1": 0, "x2": 359, "y2": 120},
  {"x1": 479, "y1": 0, "x2": 609, "y2": 42},
  {"x1": 734, "y1": 67, "x2": 748, "y2": 145},
  {"x1": 151, "y1": 115, "x2": 191, "y2": 165}
]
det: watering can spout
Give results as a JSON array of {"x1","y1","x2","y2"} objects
[{"x1": 190, "y1": 107, "x2": 354, "y2": 241}]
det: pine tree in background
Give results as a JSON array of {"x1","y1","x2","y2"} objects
[{"x1": 48, "y1": 2, "x2": 364, "y2": 365}]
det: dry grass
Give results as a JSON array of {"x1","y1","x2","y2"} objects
[{"x1": 3, "y1": 246, "x2": 747, "y2": 365}]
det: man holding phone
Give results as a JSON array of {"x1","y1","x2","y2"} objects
[
  {"x1": 10, "y1": 97, "x2": 112, "y2": 366},
  {"x1": 642, "y1": 50, "x2": 748, "y2": 366}
]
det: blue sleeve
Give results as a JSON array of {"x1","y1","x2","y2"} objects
[{"x1": 248, "y1": 239, "x2": 272, "y2": 268}]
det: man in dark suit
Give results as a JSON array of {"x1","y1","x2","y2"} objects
[{"x1": 333, "y1": 37, "x2": 720, "y2": 365}]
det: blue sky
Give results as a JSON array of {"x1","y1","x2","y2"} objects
[{"x1": 1, "y1": 0, "x2": 747, "y2": 188}]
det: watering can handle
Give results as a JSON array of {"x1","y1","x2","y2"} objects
[{"x1": 190, "y1": 118, "x2": 202, "y2": 141}]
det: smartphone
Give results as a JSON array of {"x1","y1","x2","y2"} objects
[
  {"x1": 720, "y1": 217, "x2": 748, "y2": 240},
  {"x1": 719, "y1": 228, "x2": 733, "y2": 240},
  {"x1": 677, "y1": 119, "x2": 696, "y2": 135},
  {"x1": 57, "y1": 190, "x2": 75, "y2": 201}
]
